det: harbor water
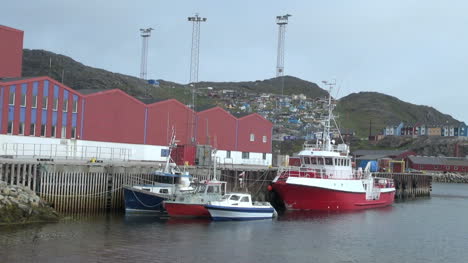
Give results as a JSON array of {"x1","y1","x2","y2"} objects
[{"x1": 1, "y1": 183, "x2": 467, "y2": 263}]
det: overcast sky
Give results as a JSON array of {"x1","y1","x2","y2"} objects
[{"x1": 3, "y1": 0, "x2": 467, "y2": 123}]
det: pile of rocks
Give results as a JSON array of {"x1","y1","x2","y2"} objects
[
  {"x1": 0, "y1": 180, "x2": 59, "y2": 224},
  {"x1": 432, "y1": 172, "x2": 468, "y2": 183}
]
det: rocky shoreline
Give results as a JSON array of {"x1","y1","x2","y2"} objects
[
  {"x1": 432, "y1": 172, "x2": 468, "y2": 184},
  {"x1": 0, "y1": 180, "x2": 60, "y2": 225}
]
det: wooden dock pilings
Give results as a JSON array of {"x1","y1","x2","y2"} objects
[{"x1": 373, "y1": 172, "x2": 432, "y2": 199}]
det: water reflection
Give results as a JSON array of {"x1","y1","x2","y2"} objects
[{"x1": 277, "y1": 205, "x2": 395, "y2": 222}]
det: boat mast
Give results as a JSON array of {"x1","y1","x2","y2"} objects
[
  {"x1": 212, "y1": 148, "x2": 217, "y2": 181},
  {"x1": 321, "y1": 80, "x2": 334, "y2": 151},
  {"x1": 165, "y1": 127, "x2": 177, "y2": 173}
]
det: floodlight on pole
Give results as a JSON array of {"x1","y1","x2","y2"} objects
[
  {"x1": 140, "y1": 27, "x2": 154, "y2": 80},
  {"x1": 275, "y1": 14, "x2": 291, "y2": 78},
  {"x1": 187, "y1": 13, "x2": 207, "y2": 144}
]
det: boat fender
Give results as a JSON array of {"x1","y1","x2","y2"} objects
[{"x1": 267, "y1": 185, "x2": 273, "y2": 191}]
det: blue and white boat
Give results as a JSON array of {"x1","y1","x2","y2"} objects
[
  {"x1": 123, "y1": 129, "x2": 195, "y2": 213},
  {"x1": 123, "y1": 171, "x2": 194, "y2": 213},
  {"x1": 205, "y1": 193, "x2": 276, "y2": 221}
]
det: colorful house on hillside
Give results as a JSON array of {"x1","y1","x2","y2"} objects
[
  {"x1": 427, "y1": 126, "x2": 442, "y2": 136},
  {"x1": 459, "y1": 123, "x2": 468, "y2": 137},
  {"x1": 383, "y1": 122, "x2": 403, "y2": 136}
]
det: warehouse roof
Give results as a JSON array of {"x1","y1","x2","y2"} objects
[{"x1": 408, "y1": 156, "x2": 468, "y2": 166}]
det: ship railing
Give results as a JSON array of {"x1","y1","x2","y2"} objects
[
  {"x1": 278, "y1": 166, "x2": 352, "y2": 179},
  {"x1": 303, "y1": 143, "x2": 349, "y2": 154}
]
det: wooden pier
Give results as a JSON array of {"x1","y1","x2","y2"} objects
[{"x1": 0, "y1": 160, "x2": 432, "y2": 214}]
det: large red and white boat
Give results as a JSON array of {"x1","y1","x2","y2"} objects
[{"x1": 271, "y1": 84, "x2": 395, "y2": 211}]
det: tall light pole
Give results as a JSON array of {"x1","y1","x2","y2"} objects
[
  {"x1": 187, "y1": 13, "x2": 207, "y2": 144},
  {"x1": 276, "y1": 14, "x2": 291, "y2": 78},
  {"x1": 276, "y1": 14, "x2": 291, "y2": 98},
  {"x1": 140, "y1": 27, "x2": 154, "y2": 80},
  {"x1": 188, "y1": 13, "x2": 207, "y2": 85}
]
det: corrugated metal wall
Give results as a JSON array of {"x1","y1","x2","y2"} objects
[
  {"x1": 82, "y1": 90, "x2": 145, "y2": 144},
  {"x1": 0, "y1": 26, "x2": 23, "y2": 78},
  {"x1": 197, "y1": 107, "x2": 236, "y2": 150}
]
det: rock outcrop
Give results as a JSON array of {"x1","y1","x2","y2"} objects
[
  {"x1": 0, "y1": 180, "x2": 59, "y2": 224},
  {"x1": 432, "y1": 172, "x2": 468, "y2": 183}
]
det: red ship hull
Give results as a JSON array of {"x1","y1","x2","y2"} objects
[
  {"x1": 164, "y1": 202, "x2": 211, "y2": 218},
  {"x1": 272, "y1": 182, "x2": 395, "y2": 211}
]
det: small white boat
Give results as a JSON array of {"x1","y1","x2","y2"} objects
[{"x1": 205, "y1": 193, "x2": 276, "y2": 221}]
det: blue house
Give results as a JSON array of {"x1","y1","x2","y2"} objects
[
  {"x1": 459, "y1": 123, "x2": 468, "y2": 137},
  {"x1": 384, "y1": 122, "x2": 404, "y2": 136}
]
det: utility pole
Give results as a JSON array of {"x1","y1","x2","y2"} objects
[
  {"x1": 187, "y1": 13, "x2": 207, "y2": 144},
  {"x1": 140, "y1": 27, "x2": 154, "y2": 80}
]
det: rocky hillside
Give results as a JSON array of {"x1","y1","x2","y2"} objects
[
  {"x1": 336, "y1": 92, "x2": 461, "y2": 137},
  {"x1": 22, "y1": 49, "x2": 326, "y2": 108},
  {"x1": 374, "y1": 135, "x2": 468, "y2": 157},
  {"x1": 22, "y1": 49, "x2": 461, "y2": 136}
]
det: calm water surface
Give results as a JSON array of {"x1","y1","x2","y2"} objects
[{"x1": 1, "y1": 183, "x2": 467, "y2": 263}]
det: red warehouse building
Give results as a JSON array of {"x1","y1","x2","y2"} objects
[
  {"x1": 197, "y1": 107, "x2": 236, "y2": 150},
  {"x1": 0, "y1": 77, "x2": 83, "y2": 139},
  {"x1": 0, "y1": 25, "x2": 23, "y2": 79},
  {"x1": 146, "y1": 99, "x2": 195, "y2": 146},
  {"x1": 407, "y1": 156, "x2": 468, "y2": 173},
  {"x1": 0, "y1": 25, "x2": 273, "y2": 165},
  {"x1": 81, "y1": 89, "x2": 146, "y2": 144}
]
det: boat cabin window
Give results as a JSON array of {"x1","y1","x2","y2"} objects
[
  {"x1": 207, "y1": 185, "x2": 219, "y2": 194},
  {"x1": 317, "y1": 158, "x2": 324, "y2": 165},
  {"x1": 159, "y1": 189, "x2": 169, "y2": 194},
  {"x1": 304, "y1": 157, "x2": 310, "y2": 165},
  {"x1": 197, "y1": 185, "x2": 207, "y2": 193},
  {"x1": 221, "y1": 195, "x2": 230, "y2": 200},
  {"x1": 325, "y1": 158, "x2": 333, "y2": 165},
  {"x1": 142, "y1": 188, "x2": 151, "y2": 192},
  {"x1": 311, "y1": 158, "x2": 317, "y2": 165},
  {"x1": 240, "y1": 196, "x2": 250, "y2": 202},
  {"x1": 230, "y1": 195, "x2": 241, "y2": 201}
]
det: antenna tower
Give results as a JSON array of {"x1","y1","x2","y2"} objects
[{"x1": 140, "y1": 28, "x2": 154, "y2": 80}]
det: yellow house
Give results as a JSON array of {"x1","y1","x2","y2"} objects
[{"x1": 427, "y1": 127, "x2": 442, "y2": 136}]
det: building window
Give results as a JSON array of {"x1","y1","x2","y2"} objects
[
  {"x1": 263, "y1": 135, "x2": 267, "y2": 143},
  {"x1": 263, "y1": 153, "x2": 267, "y2": 160},
  {"x1": 18, "y1": 123, "x2": 24, "y2": 135},
  {"x1": 30, "y1": 123, "x2": 36, "y2": 136},
  {"x1": 63, "y1": 99, "x2": 68, "y2": 112},
  {"x1": 71, "y1": 127, "x2": 76, "y2": 139},
  {"x1": 32, "y1": 95, "x2": 37, "y2": 108},
  {"x1": 53, "y1": 98, "x2": 58, "y2": 111},
  {"x1": 250, "y1": 133, "x2": 255, "y2": 142},
  {"x1": 9, "y1": 92, "x2": 15, "y2": 105},
  {"x1": 51, "y1": 125, "x2": 56, "y2": 137},
  {"x1": 7, "y1": 121, "x2": 13, "y2": 134},
  {"x1": 242, "y1": 152, "x2": 249, "y2": 159},
  {"x1": 20, "y1": 94, "x2": 26, "y2": 107},
  {"x1": 42, "y1": 96, "x2": 48, "y2": 109},
  {"x1": 61, "y1": 126, "x2": 67, "y2": 138},
  {"x1": 226, "y1": 150, "x2": 231, "y2": 158},
  {"x1": 41, "y1": 124, "x2": 46, "y2": 137},
  {"x1": 72, "y1": 100, "x2": 78, "y2": 113}
]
